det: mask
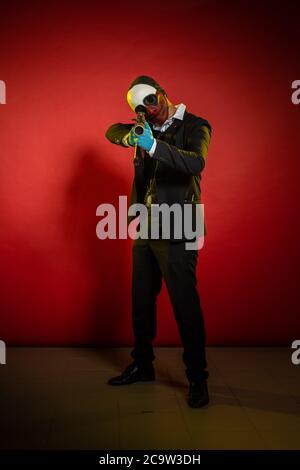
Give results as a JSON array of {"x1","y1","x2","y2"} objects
[{"x1": 127, "y1": 84, "x2": 158, "y2": 112}]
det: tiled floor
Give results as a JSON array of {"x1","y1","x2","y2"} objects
[{"x1": 0, "y1": 347, "x2": 299, "y2": 449}]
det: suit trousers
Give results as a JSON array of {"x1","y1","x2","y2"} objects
[{"x1": 130, "y1": 236, "x2": 208, "y2": 382}]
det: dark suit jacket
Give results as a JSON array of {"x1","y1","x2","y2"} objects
[{"x1": 105, "y1": 109, "x2": 212, "y2": 240}]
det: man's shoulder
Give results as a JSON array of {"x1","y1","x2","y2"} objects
[{"x1": 183, "y1": 110, "x2": 212, "y2": 132}]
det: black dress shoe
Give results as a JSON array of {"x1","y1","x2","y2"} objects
[
  {"x1": 107, "y1": 361, "x2": 155, "y2": 386},
  {"x1": 188, "y1": 379, "x2": 209, "y2": 408}
]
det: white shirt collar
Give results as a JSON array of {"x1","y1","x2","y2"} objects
[{"x1": 152, "y1": 103, "x2": 186, "y2": 131}]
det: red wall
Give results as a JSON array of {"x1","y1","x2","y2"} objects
[{"x1": 0, "y1": 1, "x2": 299, "y2": 345}]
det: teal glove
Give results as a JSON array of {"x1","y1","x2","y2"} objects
[{"x1": 128, "y1": 122, "x2": 155, "y2": 152}]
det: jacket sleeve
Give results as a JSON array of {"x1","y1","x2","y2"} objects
[
  {"x1": 105, "y1": 123, "x2": 133, "y2": 147},
  {"x1": 151, "y1": 120, "x2": 211, "y2": 175}
]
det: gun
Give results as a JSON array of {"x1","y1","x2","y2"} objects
[
  {"x1": 132, "y1": 110, "x2": 146, "y2": 136},
  {"x1": 131, "y1": 108, "x2": 147, "y2": 163}
]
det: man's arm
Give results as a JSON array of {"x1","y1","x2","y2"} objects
[
  {"x1": 105, "y1": 123, "x2": 132, "y2": 147},
  {"x1": 149, "y1": 120, "x2": 211, "y2": 176}
]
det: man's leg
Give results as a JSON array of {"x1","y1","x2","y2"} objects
[
  {"x1": 151, "y1": 240, "x2": 208, "y2": 382},
  {"x1": 130, "y1": 239, "x2": 162, "y2": 368}
]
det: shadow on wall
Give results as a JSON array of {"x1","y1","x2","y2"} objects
[{"x1": 61, "y1": 146, "x2": 133, "y2": 345}]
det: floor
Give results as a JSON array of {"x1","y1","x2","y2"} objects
[{"x1": 0, "y1": 347, "x2": 299, "y2": 450}]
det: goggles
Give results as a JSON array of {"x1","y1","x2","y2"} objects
[{"x1": 143, "y1": 93, "x2": 158, "y2": 107}]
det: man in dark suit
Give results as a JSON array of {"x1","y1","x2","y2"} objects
[{"x1": 105, "y1": 76, "x2": 212, "y2": 407}]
